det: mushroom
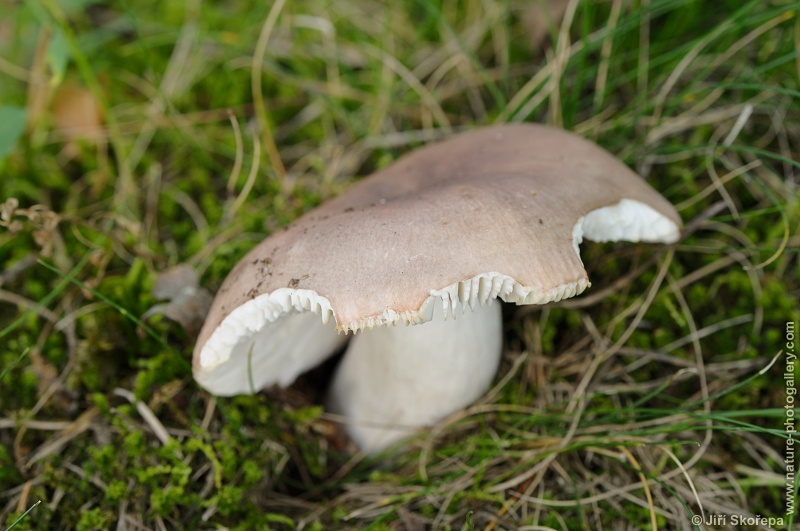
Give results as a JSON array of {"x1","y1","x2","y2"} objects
[{"x1": 193, "y1": 124, "x2": 681, "y2": 452}]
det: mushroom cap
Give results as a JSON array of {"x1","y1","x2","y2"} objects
[{"x1": 194, "y1": 123, "x2": 681, "y2": 394}]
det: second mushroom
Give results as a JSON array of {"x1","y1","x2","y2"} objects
[{"x1": 193, "y1": 124, "x2": 681, "y2": 452}]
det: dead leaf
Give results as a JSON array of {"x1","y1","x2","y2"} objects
[
  {"x1": 142, "y1": 264, "x2": 212, "y2": 337},
  {"x1": 52, "y1": 83, "x2": 103, "y2": 134},
  {"x1": 152, "y1": 264, "x2": 200, "y2": 300}
]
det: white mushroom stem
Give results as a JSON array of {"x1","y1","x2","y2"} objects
[{"x1": 327, "y1": 298, "x2": 503, "y2": 452}]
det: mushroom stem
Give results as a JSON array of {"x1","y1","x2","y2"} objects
[{"x1": 327, "y1": 298, "x2": 503, "y2": 452}]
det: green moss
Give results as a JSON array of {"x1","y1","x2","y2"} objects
[
  {"x1": 104, "y1": 480, "x2": 128, "y2": 503},
  {"x1": 215, "y1": 485, "x2": 245, "y2": 516},
  {"x1": 150, "y1": 483, "x2": 188, "y2": 515},
  {"x1": 76, "y1": 508, "x2": 111, "y2": 531},
  {"x1": 123, "y1": 430, "x2": 147, "y2": 458},
  {"x1": 0, "y1": 445, "x2": 20, "y2": 486}
]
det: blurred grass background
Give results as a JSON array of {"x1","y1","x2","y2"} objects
[{"x1": 1, "y1": 0, "x2": 798, "y2": 529}]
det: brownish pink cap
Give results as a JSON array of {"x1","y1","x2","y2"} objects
[{"x1": 193, "y1": 124, "x2": 681, "y2": 395}]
